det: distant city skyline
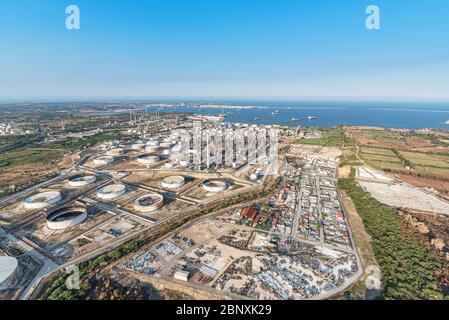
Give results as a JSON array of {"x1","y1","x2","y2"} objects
[{"x1": 1, "y1": 0, "x2": 449, "y2": 101}]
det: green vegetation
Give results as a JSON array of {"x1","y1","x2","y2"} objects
[
  {"x1": 0, "y1": 161, "x2": 11, "y2": 168},
  {"x1": 339, "y1": 172, "x2": 445, "y2": 300},
  {"x1": 0, "y1": 172, "x2": 58, "y2": 198},
  {"x1": 360, "y1": 154, "x2": 402, "y2": 163},
  {"x1": 364, "y1": 160, "x2": 406, "y2": 172},
  {"x1": 0, "y1": 149, "x2": 65, "y2": 167},
  {"x1": 355, "y1": 147, "x2": 409, "y2": 173},
  {"x1": 298, "y1": 126, "x2": 354, "y2": 148},
  {"x1": 360, "y1": 147, "x2": 397, "y2": 157},
  {"x1": 0, "y1": 136, "x2": 21, "y2": 148},
  {"x1": 399, "y1": 151, "x2": 449, "y2": 169},
  {"x1": 415, "y1": 165, "x2": 449, "y2": 176},
  {"x1": 51, "y1": 131, "x2": 123, "y2": 150},
  {"x1": 359, "y1": 147, "x2": 403, "y2": 166},
  {"x1": 0, "y1": 148, "x2": 63, "y2": 195},
  {"x1": 76, "y1": 238, "x2": 91, "y2": 248},
  {"x1": 339, "y1": 150, "x2": 362, "y2": 167},
  {"x1": 40, "y1": 177, "x2": 283, "y2": 300},
  {"x1": 355, "y1": 129, "x2": 406, "y2": 144}
]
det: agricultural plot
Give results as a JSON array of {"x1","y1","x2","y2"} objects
[
  {"x1": 364, "y1": 161, "x2": 406, "y2": 171},
  {"x1": 399, "y1": 151, "x2": 449, "y2": 169},
  {"x1": 360, "y1": 147, "x2": 405, "y2": 172},
  {"x1": 360, "y1": 147, "x2": 396, "y2": 157},
  {"x1": 353, "y1": 129, "x2": 406, "y2": 145},
  {"x1": 415, "y1": 165, "x2": 449, "y2": 176},
  {"x1": 360, "y1": 153, "x2": 402, "y2": 163}
]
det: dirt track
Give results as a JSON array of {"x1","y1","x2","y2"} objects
[{"x1": 340, "y1": 190, "x2": 379, "y2": 299}]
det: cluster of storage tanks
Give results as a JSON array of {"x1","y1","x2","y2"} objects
[
  {"x1": 141, "y1": 131, "x2": 187, "y2": 168},
  {"x1": 21, "y1": 173, "x2": 99, "y2": 230},
  {"x1": 94, "y1": 132, "x2": 189, "y2": 169},
  {"x1": 23, "y1": 173, "x2": 98, "y2": 210}
]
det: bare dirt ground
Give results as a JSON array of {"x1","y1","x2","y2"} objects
[
  {"x1": 338, "y1": 166, "x2": 351, "y2": 179},
  {"x1": 340, "y1": 190, "x2": 379, "y2": 299},
  {"x1": 289, "y1": 144, "x2": 342, "y2": 159},
  {"x1": 0, "y1": 151, "x2": 74, "y2": 193},
  {"x1": 359, "y1": 180, "x2": 449, "y2": 215},
  {"x1": 397, "y1": 174, "x2": 449, "y2": 200},
  {"x1": 401, "y1": 210, "x2": 449, "y2": 294},
  {"x1": 406, "y1": 210, "x2": 449, "y2": 254}
]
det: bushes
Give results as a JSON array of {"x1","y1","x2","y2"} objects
[
  {"x1": 0, "y1": 161, "x2": 11, "y2": 167},
  {"x1": 338, "y1": 176, "x2": 444, "y2": 299},
  {"x1": 52, "y1": 131, "x2": 122, "y2": 150}
]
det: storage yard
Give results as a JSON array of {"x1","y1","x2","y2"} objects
[
  {"x1": 121, "y1": 218, "x2": 359, "y2": 300},
  {"x1": 0, "y1": 115, "x2": 362, "y2": 300}
]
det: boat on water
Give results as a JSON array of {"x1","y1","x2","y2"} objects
[{"x1": 308, "y1": 116, "x2": 317, "y2": 120}]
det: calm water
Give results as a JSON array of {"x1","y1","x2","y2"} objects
[{"x1": 145, "y1": 101, "x2": 449, "y2": 130}]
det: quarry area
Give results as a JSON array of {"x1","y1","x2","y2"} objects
[{"x1": 356, "y1": 166, "x2": 449, "y2": 215}]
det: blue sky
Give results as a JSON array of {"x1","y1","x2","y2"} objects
[{"x1": 0, "y1": 0, "x2": 448, "y2": 101}]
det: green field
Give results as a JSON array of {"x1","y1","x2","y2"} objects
[
  {"x1": 0, "y1": 149, "x2": 65, "y2": 168},
  {"x1": 415, "y1": 165, "x2": 449, "y2": 176},
  {"x1": 50, "y1": 131, "x2": 122, "y2": 150},
  {"x1": 360, "y1": 153, "x2": 402, "y2": 163},
  {"x1": 298, "y1": 126, "x2": 354, "y2": 148},
  {"x1": 339, "y1": 151, "x2": 363, "y2": 167},
  {"x1": 356, "y1": 129, "x2": 406, "y2": 143},
  {"x1": 399, "y1": 151, "x2": 449, "y2": 168},
  {"x1": 360, "y1": 147, "x2": 396, "y2": 157},
  {"x1": 359, "y1": 148, "x2": 405, "y2": 172},
  {"x1": 365, "y1": 160, "x2": 406, "y2": 171}
]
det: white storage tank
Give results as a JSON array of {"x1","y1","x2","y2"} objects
[
  {"x1": 24, "y1": 191, "x2": 62, "y2": 210},
  {"x1": 97, "y1": 184, "x2": 126, "y2": 200}
]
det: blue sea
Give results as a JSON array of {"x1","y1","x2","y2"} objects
[{"x1": 145, "y1": 101, "x2": 449, "y2": 130}]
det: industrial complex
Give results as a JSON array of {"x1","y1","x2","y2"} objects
[{"x1": 0, "y1": 112, "x2": 364, "y2": 301}]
